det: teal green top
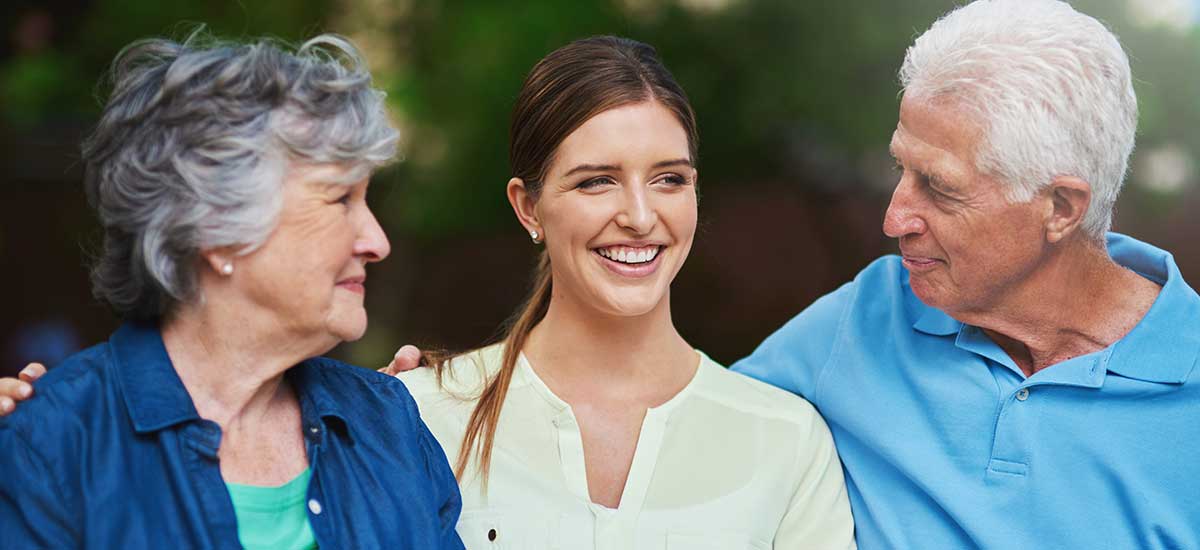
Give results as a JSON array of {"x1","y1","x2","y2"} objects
[{"x1": 226, "y1": 469, "x2": 318, "y2": 550}]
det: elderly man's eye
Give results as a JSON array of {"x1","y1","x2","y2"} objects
[{"x1": 335, "y1": 193, "x2": 352, "y2": 205}]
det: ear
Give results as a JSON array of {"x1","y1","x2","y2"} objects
[
  {"x1": 198, "y1": 247, "x2": 237, "y2": 277},
  {"x1": 1044, "y1": 175, "x2": 1092, "y2": 244},
  {"x1": 506, "y1": 177, "x2": 541, "y2": 237}
]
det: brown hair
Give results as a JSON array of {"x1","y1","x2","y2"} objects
[{"x1": 431, "y1": 35, "x2": 698, "y2": 488}]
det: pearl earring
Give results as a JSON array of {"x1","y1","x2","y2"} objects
[
  {"x1": 530, "y1": 230, "x2": 540, "y2": 243},
  {"x1": 220, "y1": 263, "x2": 234, "y2": 276}
]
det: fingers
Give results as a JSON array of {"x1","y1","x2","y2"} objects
[
  {"x1": 379, "y1": 345, "x2": 424, "y2": 376},
  {"x1": 18, "y1": 363, "x2": 46, "y2": 383},
  {"x1": 0, "y1": 365, "x2": 43, "y2": 417},
  {"x1": 394, "y1": 345, "x2": 423, "y2": 373},
  {"x1": 0, "y1": 377, "x2": 33, "y2": 400}
]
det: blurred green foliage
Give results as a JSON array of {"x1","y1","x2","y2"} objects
[
  {"x1": 4, "y1": 0, "x2": 1199, "y2": 369},
  {"x1": 5, "y1": 0, "x2": 1199, "y2": 234}
]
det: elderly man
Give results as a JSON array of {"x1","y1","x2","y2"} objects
[
  {"x1": 3, "y1": 0, "x2": 1196, "y2": 547},
  {"x1": 733, "y1": 0, "x2": 1198, "y2": 548}
]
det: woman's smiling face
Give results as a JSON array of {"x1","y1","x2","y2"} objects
[{"x1": 523, "y1": 100, "x2": 698, "y2": 319}]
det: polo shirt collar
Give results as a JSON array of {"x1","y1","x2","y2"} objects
[
  {"x1": 908, "y1": 233, "x2": 1199, "y2": 385},
  {"x1": 911, "y1": 288, "x2": 961, "y2": 336},
  {"x1": 1103, "y1": 233, "x2": 1199, "y2": 384},
  {"x1": 110, "y1": 320, "x2": 202, "y2": 434}
]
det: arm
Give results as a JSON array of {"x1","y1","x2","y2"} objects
[
  {"x1": 0, "y1": 423, "x2": 79, "y2": 546},
  {"x1": 414, "y1": 412, "x2": 465, "y2": 549},
  {"x1": 773, "y1": 409, "x2": 856, "y2": 549},
  {"x1": 730, "y1": 282, "x2": 856, "y2": 403},
  {"x1": 0, "y1": 364, "x2": 46, "y2": 416}
]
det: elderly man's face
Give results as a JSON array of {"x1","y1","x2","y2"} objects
[{"x1": 884, "y1": 97, "x2": 1049, "y2": 317}]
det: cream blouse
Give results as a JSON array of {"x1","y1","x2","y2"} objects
[{"x1": 399, "y1": 345, "x2": 855, "y2": 550}]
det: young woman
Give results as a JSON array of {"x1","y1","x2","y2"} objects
[
  {"x1": 400, "y1": 36, "x2": 854, "y2": 549},
  {"x1": 3, "y1": 35, "x2": 854, "y2": 549}
]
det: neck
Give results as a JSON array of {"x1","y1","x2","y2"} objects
[
  {"x1": 524, "y1": 287, "x2": 695, "y2": 395},
  {"x1": 957, "y1": 238, "x2": 1160, "y2": 376},
  {"x1": 161, "y1": 300, "x2": 313, "y2": 429}
]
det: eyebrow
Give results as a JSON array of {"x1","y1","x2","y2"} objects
[{"x1": 561, "y1": 158, "x2": 693, "y2": 178}]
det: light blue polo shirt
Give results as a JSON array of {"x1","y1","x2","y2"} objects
[{"x1": 732, "y1": 233, "x2": 1200, "y2": 549}]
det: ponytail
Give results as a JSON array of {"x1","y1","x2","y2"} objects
[{"x1": 432, "y1": 251, "x2": 552, "y2": 487}]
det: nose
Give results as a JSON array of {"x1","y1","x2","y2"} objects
[
  {"x1": 882, "y1": 174, "x2": 928, "y2": 238},
  {"x1": 615, "y1": 183, "x2": 656, "y2": 235},
  {"x1": 354, "y1": 205, "x2": 391, "y2": 263}
]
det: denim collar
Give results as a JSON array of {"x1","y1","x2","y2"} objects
[
  {"x1": 110, "y1": 321, "x2": 202, "y2": 434},
  {"x1": 111, "y1": 321, "x2": 353, "y2": 435}
]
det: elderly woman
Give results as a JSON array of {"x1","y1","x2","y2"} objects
[{"x1": 0, "y1": 33, "x2": 462, "y2": 548}]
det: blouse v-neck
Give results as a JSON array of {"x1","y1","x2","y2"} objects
[{"x1": 513, "y1": 351, "x2": 703, "y2": 513}]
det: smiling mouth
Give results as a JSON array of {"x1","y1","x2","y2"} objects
[
  {"x1": 336, "y1": 276, "x2": 366, "y2": 295},
  {"x1": 594, "y1": 245, "x2": 664, "y2": 265},
  {"x1": 901, "y1": 255, "x2": 943, "y2": 272}
]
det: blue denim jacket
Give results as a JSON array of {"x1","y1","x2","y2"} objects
[{"x1": 0, "y1": 321, "x2": 464, "y2": 549}]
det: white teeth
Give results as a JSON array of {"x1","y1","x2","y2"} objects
[{"x1": 597, "y1": 246, "x2": 661, "y2": 265}]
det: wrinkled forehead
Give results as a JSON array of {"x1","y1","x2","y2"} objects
[
  {"x1": 893, "y1": 96, "x2": 983, "y2": 148},
  {"x1": 890, "y1": 96, "x2": 985, "y2": 176},
  {"x1": 284, "y1": 161, "x2": 371, "y2": 188}
]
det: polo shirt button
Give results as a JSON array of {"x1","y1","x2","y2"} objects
[
  {"x1": 309, "y1": 425, "x2": 321, "y2": 435},
  {"x1": 1016, "y1": 388, "x2": 1030, "y2": 401},
  {"x1": 308, "y1": 499, "x2": 323, "y2": 515}
]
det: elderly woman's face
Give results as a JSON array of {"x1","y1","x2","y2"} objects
[{"x1": 232, "y1": 163, "x2": 390, "y2": 347}]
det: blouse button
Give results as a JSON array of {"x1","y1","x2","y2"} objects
[
  {"x1": 308, "y1": 499, "x2": 323, "y2": 515},
  {"x1": 488, "y1": 528, "x2": 497, "y2": 541}
]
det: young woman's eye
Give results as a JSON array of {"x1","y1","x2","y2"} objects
[
  {"x1": 577, "y1": 176, "x2": 614, "y2": 189},
  {"x1": 657, "y1": 174, "x2": 689, "y2": 186}
]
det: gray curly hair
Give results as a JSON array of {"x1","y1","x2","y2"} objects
[{"x1": 82, "y1": 30, "x2": 399, "y2": 319}]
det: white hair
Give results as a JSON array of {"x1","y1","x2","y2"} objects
[
  {"x1": 83, "y1": 30, "x2": 399, "y2": 319},
  {"x1": 900, "y1": 0, "x2": 1137, "y2": 239}
]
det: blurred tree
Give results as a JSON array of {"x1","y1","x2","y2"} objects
[{"x1": 3, "y1": 0, "x2": 1198, "y2": 368}]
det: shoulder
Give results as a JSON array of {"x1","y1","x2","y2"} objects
[
  {"x1": 297, "y1": 356, "x2": 424, "y2": 418},
  {"x1": 817, "y1": 254, "x2": 925, "y2": 328},
  {"x1": 398, "y1": 344, "x2": 504, "y2": 401},
  {"x1": 693, "y1": 353, "x2": 825, "y2": 430},
  {"x1": 304, "y1": 355, "x2": 404, "y2": 387},
  {"x1": 779, "y1": 254, "x2": 909, "y2": 332},
  {"x1": 847, "y1": 254, "x2": 912, "y2": 308},
  {"x1": 0, "y1": 343, "x2": 118, "y2": 477},
  {"x1": 2, "y1": 342, "x2": 116, "y2": 429}
]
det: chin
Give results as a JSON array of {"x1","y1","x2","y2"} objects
[
  {"x1": 908, "y1": 278, "x2": 944, "y2": 309},
  {"x1": 598, "y1": 291, "x2": 667, "y2": 318},
  {"x1": 328, "y1": 310, "x2": 369, "y2": 343}
]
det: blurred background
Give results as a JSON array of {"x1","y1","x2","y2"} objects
[{"x1": 3, "y1": 0, "x2": 1198, "y2": 375}]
